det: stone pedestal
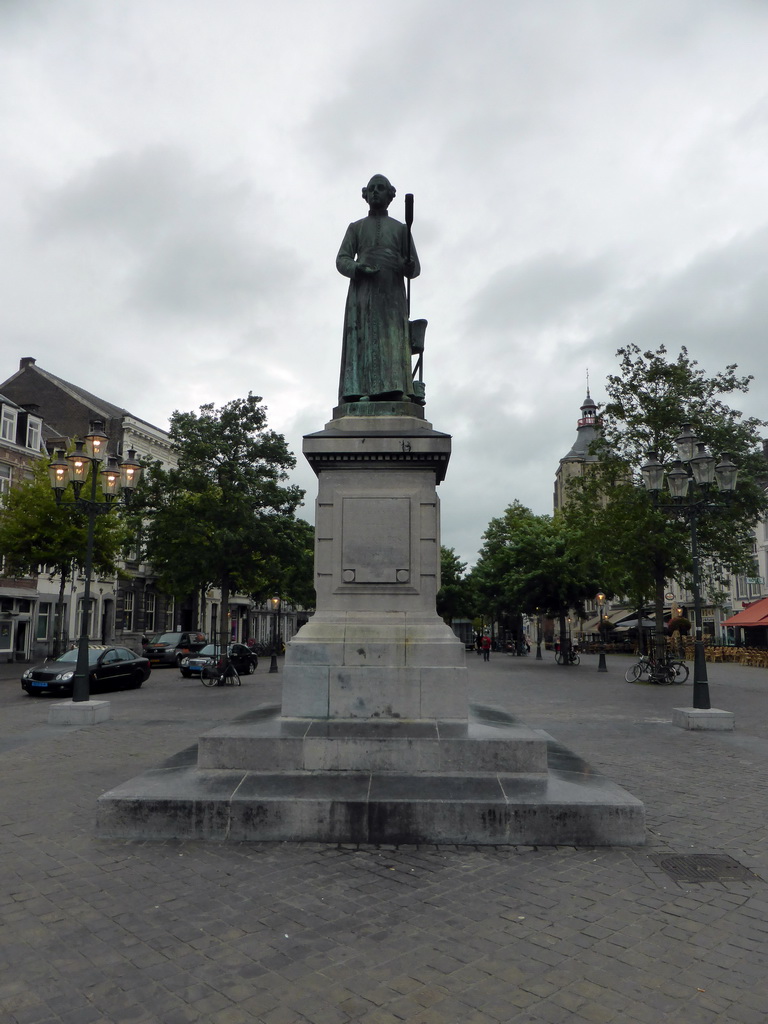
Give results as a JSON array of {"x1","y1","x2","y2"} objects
[
  {"x1": 49, "y1": 699, "x2": 111, "y2": 725},
  {"x1": 672, "y1": 707, "x2": 735, "y2": 731},
  {"x1": 97, "y1": 405, "x2": 645, "y2": 846},
  {"x1": 282, "y1": 411, "x2": 467, "y2": 721}
]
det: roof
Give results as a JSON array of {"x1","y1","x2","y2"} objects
[
  {"x1": 1, "y1": 360, "x2": 165, "y2": 435},
  {"x1": 721, "y1": 596, "x2": 768, "y2": 629},
  {"x1": 561, "y1": 391, "x2": 600, "y2": 463}
]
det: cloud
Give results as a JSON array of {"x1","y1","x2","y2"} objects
[
  {"x1": 33, "y1": 146, "x2": 302, "y2": 321},
  {"x1": 466, "y1": 252, "x2": 614, "y2": 334},
  {"x1": 3, "y1": 0, "x2": 768, "y2": 568}
]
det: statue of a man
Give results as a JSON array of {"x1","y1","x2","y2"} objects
[{"x1": 336, "y1": 174, "x2": 420, "y2": 404}]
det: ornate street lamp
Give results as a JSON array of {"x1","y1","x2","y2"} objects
[
  {"x1": 595, "y1": 592, "x2": 607, "y2": 672},
  {"x1": 49, "y1": 423, "x2": 142, "y2": 702},
  {"x1": 269, "y1": 595, "x2": 281, "y2": 673},
  {"x1": 641, "y1": 433, "x2": 738, "y2": 709}
]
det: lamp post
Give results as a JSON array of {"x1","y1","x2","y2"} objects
[
  {"x1": 641, "y1": 427, "x2": 738, "y2": 710},
  {"x1": 48, "y1": 422, "x2": 141, "y2": 702},
  {"x1": 535, "y1": 609, "x2": 542, "y2": 660},
  {"x1": 596, "y1": 592, "x2": 607, "y2": 672},
  {"x1": 269, "y1": 595, "x2": 281, "y2": 673}
]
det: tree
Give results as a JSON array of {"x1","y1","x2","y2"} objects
[
  {"x1": 566, "y1": 344, "x2": 768, "y2": 657},
  {"x1": 138, "y1": 394, "x2": 306, "y2": 646},
  {"x1": 436, "y1": 546, "x2": 476, "y2": 625},
  {"x1": 0, "y1": 460, "x2": 129, "y2": 652},
  {"x1": 473, "y1": 501, "x2": 603, "y2": 659}
]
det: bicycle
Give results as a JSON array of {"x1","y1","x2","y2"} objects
[
  {"x1": 201, "y1": 653, "x2": 241, "y2": 687},
  {"x1": 625, "y1": 655, "x2": 688, "y2": 684},
  {"x1": 555, "y1": 647, "x2": 580, "y2": 666}
]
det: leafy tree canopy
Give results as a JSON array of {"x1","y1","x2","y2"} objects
[
  {"x1": 137, "y1": 394, "x2": 310, "y2": 636},
  {"x1": 566, "y1": 344, "x2": 768, "y2": 632},
  {"x1": 0, "y1": 458, "x2": 128, "y2": 579},
  {"x1": 473, "y1": 501, "x2": 603, "y2": 621},
  {"x1": 436, "y1": 546, "x2": 476, "y2": 624}
]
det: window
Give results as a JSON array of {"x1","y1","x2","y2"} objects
[
  {"x1": 26, "y1": 417, "x2": 41, "y2": 452},
  {"x1": 123, "y1": 591, "x2": 134, "y2": 632},
  {"x1": 1, "y1": 407, "x2": 16, "y2": 442},
  {"x1": 144, "y1": 592, "x2": 155, "y2": 633},
  {"x1": 76, "y1": 598, "x2": 97, "y2": 638},
  {"x1": 36, "y1": 603, "x2": 51, "y2": 641},
  {"x1": 0, "y1": 464, "x2": 10, "y2": 496}
]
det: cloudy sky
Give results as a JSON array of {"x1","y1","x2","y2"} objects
[{"x1": 2, "y1": 0, "x2": 767, "y2": 567}]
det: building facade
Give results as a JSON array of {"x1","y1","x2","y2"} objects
[{"x1": 1, "y1": 358, "x2": 306, "y2": 660}]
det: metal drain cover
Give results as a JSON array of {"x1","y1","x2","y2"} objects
[{"x1": 654, "y1": 854, "x2": 762, "y2": 883}]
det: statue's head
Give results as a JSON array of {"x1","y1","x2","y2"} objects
[{"x1": 362, "y1": 174, "x2": 396, "y2": 209}]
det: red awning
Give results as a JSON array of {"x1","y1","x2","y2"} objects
[{"x1": 722, "y1": 596, "x2": 768, "y2": 628}]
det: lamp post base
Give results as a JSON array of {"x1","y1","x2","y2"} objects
[
  {"x1": 672, "y1": 707, "x2": 734, "y2": 731},
  {"x1": 49, "y1": 699, "x2": 111, "y2": 726}
]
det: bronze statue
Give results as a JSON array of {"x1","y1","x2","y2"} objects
[{"x1": 336, "y1": 174, "x2": 421, "y2": 405}]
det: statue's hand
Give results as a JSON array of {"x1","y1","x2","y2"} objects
[
  {"x1": 356, "y1": 263, "x2": 379, "y2": 276},
  {"x1": 402, "y1": 257, "x2": 416, "y2": 276}
]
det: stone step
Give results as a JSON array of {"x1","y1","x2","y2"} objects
[
  {"x1": 96, "y1": 707, "x2": 645, "y2": 847},
  {"x1": 196, "y1": 705, "x2": 549, "y2": 775},
  {"x1": 96, "y1": 763, "x2": 644, "y2": 846}
]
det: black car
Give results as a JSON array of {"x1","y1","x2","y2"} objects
[
  {"x1": 21, "y1": 645, "x2": 151, "y2": 697},
  {"x1": 179, "y1": 642, "x2": 258, "y2": 678},
  {"x1": 143, "y1": 631, "x2": 207, "y2": 667}
]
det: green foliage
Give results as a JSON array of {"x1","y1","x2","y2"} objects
[
  {"x1": 570, "y1": 344, "x2": 768, "y2": 605},
  {"x1": 137, "y1": 394, "x2": 309, "y2": 629},
  {"x1": 436, "y1": 547, "x2": 476, "y2": 624},
  {"x1": 0, "y1": 459, "x2": 129, "y2": 579},
  {"x1": 269, "y1": 516, "x2": 315, "y2": 611},
  {"x1": 667, "y1": 616, "x2": 691, "y2": 635},
  {"x1": 473, "y1": 501, "x2": 603, "y2": 620}
]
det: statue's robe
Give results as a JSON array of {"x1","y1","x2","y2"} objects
[{"x1": 336, "y1": 210, "x2": 420, "y2": 403}]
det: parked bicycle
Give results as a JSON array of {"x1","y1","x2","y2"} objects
[
  {"x1": 202, "y1": 652, "x2": 241, "y2": 687},
  {"x1": 555, "y1": 644, "x2": 580, "y2": 666},
  {"x1": 625, "y1": 654, "x2": 688, "y2": 685}
]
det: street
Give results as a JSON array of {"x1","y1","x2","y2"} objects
[{"x1": 1, "y1": 652, "x2": 766, "y2": 1023}]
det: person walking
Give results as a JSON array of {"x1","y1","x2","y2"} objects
[{"x1": 481, "y1": 634, "x2": 491, "y2": 662}]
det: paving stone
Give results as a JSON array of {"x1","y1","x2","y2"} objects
[{"x1": 2, "y1": 658, "x2": 768, "y2": 1023}]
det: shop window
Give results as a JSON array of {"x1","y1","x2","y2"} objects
[
  {"x1": 123, "y1": 591, "x2": 134, "y2": 632},
  {"x1": 144, "y1": 592, "x2": 155, "y2": 633}
]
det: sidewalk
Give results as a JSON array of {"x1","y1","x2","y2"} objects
[{"x1": 1, "y1": 652, "x2": 767, "y2": 1023}]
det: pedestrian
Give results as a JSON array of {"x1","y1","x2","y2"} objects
[{"x1": 481, "y1": 634, "x2": 491, "y2": 662}]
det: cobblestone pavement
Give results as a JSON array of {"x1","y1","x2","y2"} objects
[{"x1": 1, "y1": 653, "x2": 767, "y2": 1023}]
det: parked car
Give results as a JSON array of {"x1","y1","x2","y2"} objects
[
  {"x1": 21, "y1": 645, "x2": 151, "y2": 697},
  {"x1": 179, "y1": 642, "x2": 258, "y2": 678},
  {"x1": 143, "y1": 631, "x2": 207, "y2": 667}
]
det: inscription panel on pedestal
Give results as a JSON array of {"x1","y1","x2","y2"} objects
[{"x1": 341, "y1": 497, "x2": 410, "y2": 583}]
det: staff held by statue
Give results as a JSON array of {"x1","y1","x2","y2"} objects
[{"x1": 405, "y1": 192, "x2": 427, "y2": 401}]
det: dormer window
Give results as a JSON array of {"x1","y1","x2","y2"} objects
[
  {"x1": 1, "y1": 406, "x2": 17, "y2": 442},
  {"x1": 26, "y1": 417, "x2": 41, "y2": 452}
]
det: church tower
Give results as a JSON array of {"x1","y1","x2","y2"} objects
[{"x1": 553, "y1": 389, "x2": 600, "y2": 510}]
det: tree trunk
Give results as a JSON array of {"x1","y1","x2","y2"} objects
[
  {"x1": 53, "y1": 563, "x2": 69, "y2": 657},
  {"x1": 218, "y1": 575, "x2": 231, "y2": 654},
  {"x1": 199, "y1": 584, "x2": 207, "y2": 632},
  {"x1": 654, "y1": 575, "x2": 666, "y2": 666},
  {"x1": 558, "y1": 610, "x2": 570, "y2": 666}
]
